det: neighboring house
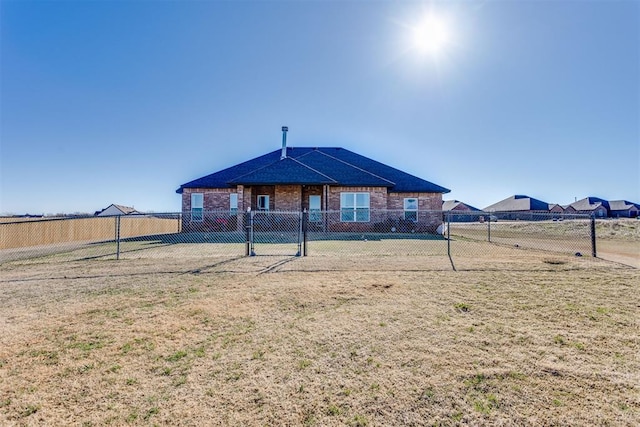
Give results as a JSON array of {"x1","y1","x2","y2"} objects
[
  {"x1": 442, "y1": 200, "x2": 480, "y2": 212},
  {"x1": 442, "y1": 200, "x2": 482, "y2": 222},
  {"x1": 95, "y1": 204, "x2": 141, "y2": 216},
  {"x1": 484, "y1": 195, "x2": 550, "y2": 212},
  {"x1": 483, "y1": 195, "x2": 550, "y2": 220},
  {"x1": 549, "y1": 204, "x2": 565, "y2": 214},
  {"x1": 176, "y1": 131, "x2": 450, "y2": 232},
  {"x1": 569, "y1": 197, "x2": 610, "y2": 218},
  {"x1": 608, "y1": 200, "x2": 639, "y2": 218}
]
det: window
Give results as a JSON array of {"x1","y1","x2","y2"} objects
[
  {"x1": 191, "y1": 193, "x2": 203, "y2": 222},
  {"x1": 257, "y1": 195, "x2": 269, "y2": 211},
  {"x1": 309, "y1": 195, "x2": 321, "y2": 222},
  {"x1": 341, "y1": 192, "x2": 370, "y2": 222},
  {"x1": 404, "y1": 198, "x2": 418, "y2": 222},
  {"x1": 230, "y1": 193, "x2": 238, "y2": 214}
]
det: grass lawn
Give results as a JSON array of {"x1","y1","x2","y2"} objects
[{"x1": 0, "y1": 243, "x2": 638, "y2": 426}]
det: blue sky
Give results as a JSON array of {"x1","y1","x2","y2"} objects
[{"x1": 1, "y1": 0, "x2": 638, "y2": 215}]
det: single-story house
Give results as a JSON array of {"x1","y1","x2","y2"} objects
[
  {"x1": 548, "y1": 204, "x2": 565, "y2": 214},
  {"x1": 442, "y1": 200, "x2": 482, "y2": 222},
  {"x1": 176, "y1": 129, "x2": 450, "y2": 232},
  {"x1": 95, "y1": 204, "x2": 141, "y2": 216},
  {"x1": 442, "y1": 200, "x2": 480, "y2": 212},
  {"x1": 483, "y1": 195, "x2": 550, "y2": 220},
  {"x1": 568, "y1": 197, "x2": 610, "y2": 218},
  {"x1": 607, "y1": 200, "x2": 639, "y2": 218}
]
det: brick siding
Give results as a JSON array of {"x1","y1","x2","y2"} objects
[
  {"x1": 386, "y1": 192, "x2": 442, "y2": 211},
  {"x1": 275, "y1": 185, "x2": 302, "y2": 211},
  {"x1": 182, "y1": 185, "x2": 444, "y2": 233}
]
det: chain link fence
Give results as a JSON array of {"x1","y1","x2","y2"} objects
[
  {"x1": 0, "y1": 210, "x2": 597, "y2": 268},
  {"x1": 446, "y1": 211, "x2": 593, "y2": 254}
]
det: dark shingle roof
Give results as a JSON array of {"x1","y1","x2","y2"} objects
[
  {"x1": 228, "y1": 157, "x2": 337, "y2": 185},
  {"x1": 569, "y1": 197, "x2": 610, "y2": 212},
  {"x1": 293, "y1": 150, "x2": 395, "y2": 187},
  {"x1": 483, "y1": 195, "x2": 550, "y2": 212},
  {"x1": 609, "y1": 200, "x2": 640, "y2": 211},
  {"x1": 177, "y1": 147, "x2": 449, "y2": 194},
  {"x1": 442, "y1": 200, "x2": 481, "y2": 211},
  {"x1": 97, "y1": 204, "x2": 140, "y2": 215}
]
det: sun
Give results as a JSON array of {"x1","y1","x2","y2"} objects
[{"x1": 411, "y1": 13, "x2": 452, "y2": 57}]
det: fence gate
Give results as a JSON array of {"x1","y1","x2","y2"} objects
[{"x1": 246, "y1": 211, "x2": 303, "y2": 256}]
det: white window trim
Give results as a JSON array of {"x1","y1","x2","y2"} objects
[
  {"x1": 230, "y1": 193, "x2": 239, "y2": 214},
  {"x1": 191, "y1": 193, "x2": 204, "y2": 222},
  {"x1": 404, "y1": 198, "x2": 418, "y2": 222},
  {"x1": 257, "y1": 195, "x2": 270, "y2": 211},
  {"x1": 340, "y1": 192, "x2": 370, "y2": 222}
]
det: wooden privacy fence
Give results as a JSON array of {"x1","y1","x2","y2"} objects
[{"x1": 0, "y1": 216, "x2": 180, "y2": 250}]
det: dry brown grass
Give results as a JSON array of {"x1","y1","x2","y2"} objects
[
  {"x1": 449, "y1": 218, "x2": 639, "y2": 268},
  {"x1": 1, "y1": 244, "x2": 638, "y2": 426}
]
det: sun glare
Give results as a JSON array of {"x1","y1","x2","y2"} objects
[{"x1": 411, "y1": 14, "x2": 452, "y2": 57}]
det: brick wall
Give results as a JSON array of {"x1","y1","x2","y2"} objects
[
  {"x1": 241, "y1": 186, "x2": 251, "y2": 212},
  {"x1": 386, "y1": 192, "x2": 443, "y2": 211},
  {"x1": 251, "y1": 186, "x2": 275, "y2": 210},
  {"x1": 183, "y1": 186, "x2": 444, "y2": 213},
  {"x1": 275, "y1": 185, "x2": 302, "y2": 211},
  {"x1": 236, "y1": 185, "x2": 245, "y2": 212},
  {"x1": 301, "y1": 186, "x2": 323, "y2": 210},
  {"x1": 181, "y1": 188, "x2": 244, "y2": 232},
  {"x1": 181, "y1": 186, "x2": 445, "y2": 233},
  {"x1": 181, "y1": 188, "x2": 237, "y2": 212}
]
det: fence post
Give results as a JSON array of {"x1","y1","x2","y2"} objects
[
  {"x1": 249, "y1": 210, "x2": 255, "y2": 256},
  {"x1": 446, "y1": 211, "x2": 456, "y2": 271},
  {"x1": 302, "y1": 209, "x2": 308, "y2": 257},
  {"x1": 487, "y1": 214, "x2": 491, "y2": 243},
  {"x1": 446, "y1": 211, "x2": 451, "y2": 256},
  {"x1": 296, "y1": 211, "x2": 303, "y2": 257},
  {"x1": 244, "y1": 210, "x2": 249, "y2": 256},
  {"x1": 115, "y1": 215, "x2": 121, "y2": 260},
  {"x1": 245, "y1": 209, "x2": 253, "y2": 256},
  {"x1": 591, "y1": 215, "x2": 597, "y2": 257}
]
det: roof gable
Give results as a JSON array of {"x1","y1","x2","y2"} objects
[
  {"x1": 310, "y1": 148, "x2": 449, "y2": 193},
  {"x1": 177, "y1": 146, "x2": 450, "y2": 194},
  {"x1": 569, "y1": 197, "x2": 610, "y2": 211},
  {"x1": 484, "y1": 195, "x2": 550, "y2": 212},
  {"x1": 228, "y1": 157, "x2": 337, "y2": 185},
  {"x1": 609, "y1": 200, "x2": 640, "y2": 211},
  {"x1": 443, "y1": 200, "x2": 481, "y2": 211},
  {"x1": 178, "y1": 150, "x2": 282, "y2": 189},
  {"x1": 294, "y1": 150, "x2": 395, "y2": 187},
  {"x1": 96, "y1": 204, "x2": 139, "y2": 216}
]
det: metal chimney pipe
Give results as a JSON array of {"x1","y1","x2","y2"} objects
[{"x1": 281, "y1": 126, "x2": 288, "y2": 159}]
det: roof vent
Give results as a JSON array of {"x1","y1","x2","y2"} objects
[{"x1": 281, "y1": 126, "x2": 288, "y2": 159}]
